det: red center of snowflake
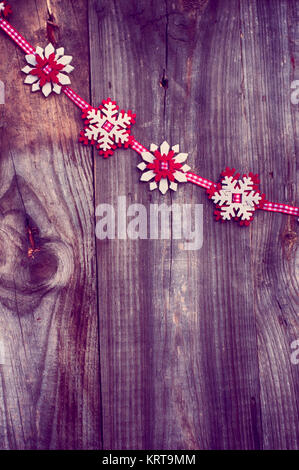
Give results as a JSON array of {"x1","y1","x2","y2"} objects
[
  {"x1": 29, "y1": 53, "x2": 64, "y2": 87},
  {"x1": 146, "y1": 150, "x2": 182, "y2": 182},
  {"x1": 232, "y1": 193, "x2": 242, "y2": 203},
  {"x1": 101, "y1": 120, "x2": 115, "y2": 133}
]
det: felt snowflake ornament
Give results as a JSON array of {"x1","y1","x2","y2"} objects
[
  {"x1": 207, "y1": 167, "x2": 266, "y2": 225},
  {"x1": 137, "y1": 141, "x2": 191, "y2": 194},
  {"x1": 79, "y1": 98, "x2": 136, "y2": 158},
  {"x1": 22, "y1": 43, "x2": 74, "y2": 97},
  {"x1": 0, "y1": 1, "x2": 12, "y2": 18}
]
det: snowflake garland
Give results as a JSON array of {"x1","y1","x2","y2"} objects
[
  {"x1": 79, "y1": 98, "x2": 136, "y2": 158},
  {"x1": 0, "y1": 1, "x2": 12, "y2": 18},
  {"x1": 207, "y1": 167, "x2": 266, "y2": 225},
  {"x1": 137, "y1": 141, "x2": 190, "y2": 194},
  {"x1": 22, "y1": 43, "x2": 74, "y2": 97},
  {"x1": 1, "y1": 11, "x2": 299, "y2": 228}
]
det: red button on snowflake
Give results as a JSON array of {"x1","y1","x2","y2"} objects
[
  {"x1": 42, "y1": 64, "x2": 53, "y2": 75},
  {"x1": 160, "y1": 161, "x2": 169, "y2": 171},
  {"x1": 207, "y1": 167, "x2": 266, "y2": 226},
  {"x1": 101, "y1": 120, "x2": 115, "y2": 133},
  {"x1": 232, "y1": 193, "x2": 242, "y2": 203},
  {"x1": 79, "y1": 98, "x2": 136, "y2": 158}
]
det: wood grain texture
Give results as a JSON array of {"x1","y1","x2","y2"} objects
[
  {"x1": 0, "y1": 0, "x2": 101, "y2": 449},
  {"x1": 0, "y1": 0, "x2": 298, "y2": 451},
  {"x1": 91, "y1": 0, "x2": 298, "y2": 450}
]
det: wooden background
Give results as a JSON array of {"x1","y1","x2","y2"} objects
[{"x1": 0, "y1": 0, "x2": 298, "y2": 450}]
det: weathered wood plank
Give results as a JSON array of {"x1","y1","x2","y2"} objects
[
  {"x1": 0, "y1": 0, "x2": 101, "y2": 449},
  {"x1": 0, "y1": 0, "x2": 298, "y2": 451},
  {"x1": 90, "y1": 0, "x2": 298, "y2": 450},
  {"x1": 240, "y1": 0, "x2": 299, "y2": 449}
]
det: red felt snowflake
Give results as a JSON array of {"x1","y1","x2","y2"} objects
[
  {"x1": 22, "y1": 43, "x2": 74, "y2": 97},
  {"x1": 0, "y1": 1, "x2": 12, "y2": 18},
  {"x1": 207, "y1": 167, "x2": 266, "y2": 225},
  {"x1": 79, "y1": 98, "x2": 135, "y2": 158},
  {"x1": 137, "y1": 141, "x2": 190, "y2": 194}
]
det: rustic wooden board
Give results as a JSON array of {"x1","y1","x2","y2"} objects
[
  {"x1": 0, "y1": 0, "x2": 101, "y2": 449},
  {"x1": 91, "y1": 0, "x2": 298, "y2": 450},
  {"x1": 0, "y1": 0, "x2": 298, "y2": 451}
]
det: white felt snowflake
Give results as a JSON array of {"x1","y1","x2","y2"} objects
[
  {"x1": 208, "y1": 168, "x2": 264, "y2": 225},
  {"x1": 22, "y1": 43, "x2": 74, "y2": 97},
  {"x1": 79, "y1": 98, "x2": 136, "y2": 158},
  {"x1": 137, "y1": 141, "x2": 191, "y2": 194}
]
